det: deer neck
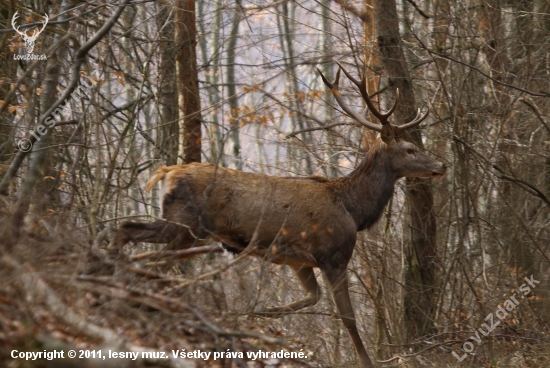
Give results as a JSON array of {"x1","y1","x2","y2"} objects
[{"x1": 338, "y1": 144, "x2": 398, "y2": 231}]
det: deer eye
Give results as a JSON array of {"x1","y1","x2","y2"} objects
[{"x1": 407, "y1": 148, "x2": 415, "y2": 155}]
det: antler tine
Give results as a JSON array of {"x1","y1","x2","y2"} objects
[
  {"x1": 40, "y1": 14, "x2": 48, "y2": 31},
  {"x1": 31, "y1": 13, "x2": 48, "y2": 38},
  {"x1": 316, "y1": 66, "x2": 340, "y2": 90},
  {"x1": 334, "y1": 61, "x2": 363, "y2": 88},
  {"x1": 383, "y1": 88, "x2": 399, "y2": 118},
  {"x1": 12, "y1": 11, "x2": 24, "y2": 36},
  {"x1": 334, "y1": 60, "x2": 388, "y2": 123},
  {"x1": 317, "y1": 66, "x2": 382, "y2": 132},
  {"x1": 395, "y1": 107, "x2": 430, "y2": 133}
]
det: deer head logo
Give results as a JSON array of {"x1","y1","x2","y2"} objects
[{"x1": 12, "y1": 11, "x2": 48, "y2": 54}]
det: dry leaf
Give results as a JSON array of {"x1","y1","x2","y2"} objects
[
  {"x1": 114, "y1": 71, "x2": 125, "y2": 86},
  {"x1": 9, "y1": 42, "x2": 23, "y2": 52}
]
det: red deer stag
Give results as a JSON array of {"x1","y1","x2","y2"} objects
[{"x1": 114, "y1": 62, "x2": 446, "y2": 368}]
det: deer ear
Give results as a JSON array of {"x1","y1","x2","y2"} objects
[{"x1": 380, "y1": 124, "x2": 395, "y2": 144}]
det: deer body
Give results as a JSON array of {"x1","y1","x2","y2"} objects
[
  {"x1": 114, "y1": 64, "x2": 446, "y2": 368},
  {"x1": 141, "y1": 162, "x2": 356, "y2": 268}
]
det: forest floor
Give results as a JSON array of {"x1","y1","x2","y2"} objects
[
  {"x1": 0, "y1": 219, "x2": 313, "y2": 368},
  {"x1": 0, "y1": 218, "x2": 549, "y2": 368}
]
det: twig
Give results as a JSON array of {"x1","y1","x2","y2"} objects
[
  {"x1": 131, "y1": 244, "x2": 224, "y2": 261},
  {"x1": 405, "y1": 0, "x2": 431, "y2": 18},
  {"x1": 161, "y1": 245, "x2": 256, "y2": 294},
  {"x1": 77, "y1": 275, "x2": 284, "y2": 345},
  {"x1": 286, "y1": 122, "x2": 356, "y2": 138},
  {"x1": 126, "y1": 265, "x2": 180, "y2": 280},
  {"x1": 453, "y1": 136, "x2": 550, "y2": 207},
  {"x1": 377, "y1": 340, "x2": 462, "y2": 363},
  {"x1": 417, "y1": 42, "x2": 549, "y2": 98},
  {"x1": 520, "y1": 98, "x2": 550, "y2": 135},
  {"x1": 492, "y1": 165, "x2": 550, "y2": 207}
]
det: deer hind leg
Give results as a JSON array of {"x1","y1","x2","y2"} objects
[
  {"x1": 322, "y1": 266, "x2": 375, "y2": 368},
  {"x1": 114, "y1": 220, "x2": 202, "y2": 249},
  {"x1": 255, "y1": 266, "x2": 321, "y2": 317}
]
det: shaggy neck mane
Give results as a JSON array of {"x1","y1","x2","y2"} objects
[{"x1": 336, "y1": 139, "x2": 398, "y2": 231}]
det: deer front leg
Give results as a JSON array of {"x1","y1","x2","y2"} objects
[
  {"x1": 255, "y1": 266, "x2": 321, "y2": 317},
  {"x1": 323, "y1": 265, "x2": 375, "y2": 368}
]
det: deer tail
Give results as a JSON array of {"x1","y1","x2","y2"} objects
[{"x1": 146, "y1": 166, "x2": 174, "y2": 192}]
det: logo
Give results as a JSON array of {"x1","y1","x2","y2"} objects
[{"x1": 12, "y1": 11, "x2": 48, "y2": 60}]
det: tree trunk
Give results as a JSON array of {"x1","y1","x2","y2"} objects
[
  {"x1": 374, "y1": 0, "x2": 438, "y2": 338},
  {"x1": 277, "y1": 3, "x2": 313, "y2": 175},
  {"x1": 226, "y1": 4, "x2": 243, "y2": 170},
  {"x1": 198, "y1": 0, "x2": 224, "y2": 165},
  {"x1": 157, "y1": 0, "x2": 179, "y2": 165},
  {"x1": 320, "y1": 0, "x2": 338, "y2": 178},
  {"x1": 478, "y1": 1, "x2": 535, "y2": 279},
  {"x1": 175, "y1": 0, "x2": 202, "y2": 164}
]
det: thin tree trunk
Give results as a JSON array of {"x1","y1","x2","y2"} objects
[
  {"x1": 478, "y1": 1, "x2": 534, "y2": 278},
  {"x1": 198, "y1": 0, "x2": 224, "y2": 165},
  {"x1": 226, "y1": 4, "x2": 243, "y2": 170},
  {"x1": 320, "y1": 0, "x2": 338, "y2": 178},
  {"x1": 157, "y1": 1, "x2": 179, "y2": 165},
  {"x1": 277, "y1": 3, "x2": 313, "y2": 175},
  {"x1": 175, "y1": 0, "x2": 202, "y2": 164},
  {"x1": 374, "y1": 0, "x2": 438, "y2": 338},
  {"x1": 122, "y1": 6, "x2": 139, "y2": 216}
]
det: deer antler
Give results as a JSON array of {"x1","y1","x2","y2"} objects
[
  {"x1": 11, "y1": 11, "x2": 26, "y2": 37},
  {"x1": 334, "y1": 61, "x2": 399, "y2": 126},
  {"x1": 394, "y1": 106, "x2": 430, "y2": 134},
  {"x1": 317, "y1": 67, "x2": 383, "y2": 132},
  {"x1": 27, "y1": 13, "x2": 48, "y2": 41},
  {"x1": 319, "y1": 61, "x2": 430, "y2": 137}
]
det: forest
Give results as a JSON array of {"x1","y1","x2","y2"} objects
[{"x1": 0, "y1": 0, "x2": 549, "y2": 367}]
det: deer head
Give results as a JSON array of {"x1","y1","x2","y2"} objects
[
  {"x1": 12, "y1": 11, "x2": 49, "y2": 54},
  {"x1": 318, "y1": 61, "x2": 446, "y2": 179}
]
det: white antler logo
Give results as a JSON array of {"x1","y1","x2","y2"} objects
[{"x1": 12, "y1": 11, "x2": 49, "y2": 54}]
